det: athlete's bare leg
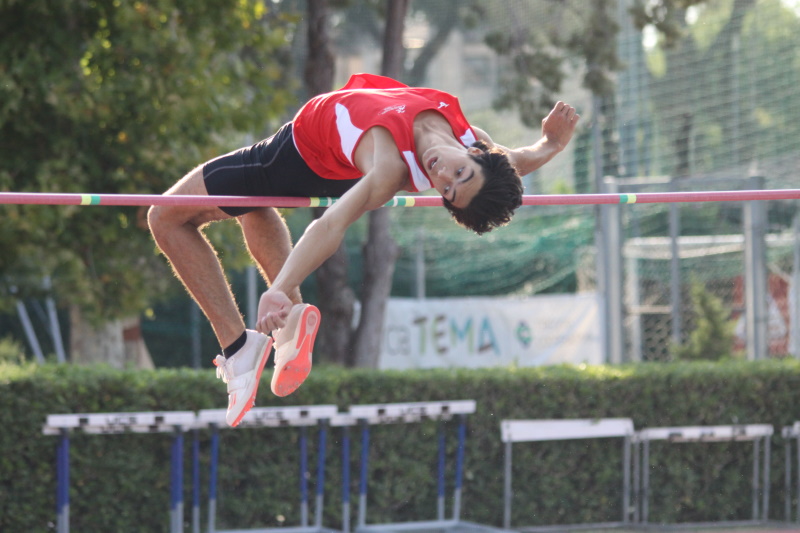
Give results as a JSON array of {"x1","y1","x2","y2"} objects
[
  {"x1": 237, "y1": 208, "x2": 302, "y2": 306},
  {"x1": 148, "y1": 167, "x2": 247, "y2": 348}
]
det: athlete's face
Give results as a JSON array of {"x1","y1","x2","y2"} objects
[{"x1": 423, "y1": 145, "x2": 486, "y2": 209}]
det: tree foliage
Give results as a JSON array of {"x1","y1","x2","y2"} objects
[
  {"x1": 0, "y1": 0, "x2": 297, "y2": 321},
  {"x1": 673, "y1": 280, "x2": 737, "y2": 361}
]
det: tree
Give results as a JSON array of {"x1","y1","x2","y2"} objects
[
  {"x1": 0, "y1": 0, "x2": 296, "y2": 365},
  {"x1": 303, "y1": 0, "x2": 407, "y2": 368},
  {"x1": 672, "y1": 280, "x2": 737, "y2": 361}
]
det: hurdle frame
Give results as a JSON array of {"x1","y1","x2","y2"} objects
[
  {"x1": 197, "y1": 405, "x2": 340, "y2": 533},
  {"x1": 333, "y1": 400, "x2": 507, "y2": 533},
  {"x1": 781, "y1": 422, "x2": 800, "y2": 523},
  {"x1": 633, "y1": 424, "x2": 773, "y2": 527},
  {"x1": 500, "y1": 418, "x2": 634, "y2": 532},
  {"x1": 42, "y1": 410, "x2": 197, "y2": 533}
]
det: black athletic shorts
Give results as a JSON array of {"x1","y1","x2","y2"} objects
[{"x1": 203, "y1": 122, "x2": 361, "y2": 216}]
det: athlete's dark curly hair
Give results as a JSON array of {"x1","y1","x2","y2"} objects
[{"x1": 443, "y1": 141, "x2": 523, "y2": 235}]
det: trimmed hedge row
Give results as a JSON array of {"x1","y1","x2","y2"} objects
[{"x1": 2, "y1": 360, "x2": 800, "y2": 532}]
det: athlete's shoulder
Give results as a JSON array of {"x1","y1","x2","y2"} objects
[{"x1": 339, "y1": 73, "x2": 409, "y2": 91}]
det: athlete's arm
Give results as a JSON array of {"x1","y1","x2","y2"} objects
[
  {"x1": 256, "y1": 128, "x2": 407, "y2": 333},
  {"x1": 473, "y1": 101, "x2": 580, "y2": 176}
]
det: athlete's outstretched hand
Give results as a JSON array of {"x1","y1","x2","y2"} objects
[
  {"x1": 256, "y1": 289, "x2": 293, "y2": 334},
  {"x1": 541, "y1": 101, "x2": 580, "y2": 151}
]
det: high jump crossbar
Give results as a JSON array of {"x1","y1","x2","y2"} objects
[{"x1": 0, "y1": 189, "x2": 799, "y2": 208}]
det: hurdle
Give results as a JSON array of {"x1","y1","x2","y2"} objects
[
  {"x1": 197, "y1": 405, "x2": 340, "y2": 533},
  {"x1": 42, "y1": 410, "x2": 196, "y2": 533},
  {"x1": 500, "y1": 418, "x2": 634, "y2": 531},
  {"x1": 782, "y1": 422, "x2": 800, "y2": 523},
  {"x1": 332, "y1": 400, "x2": 507, "y2": 533},
  {"x1": 634, "y1": 424, "x2": 773, "y2": 526}
]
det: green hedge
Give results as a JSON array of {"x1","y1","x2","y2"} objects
[{"x1": 2, "y1": 360, "x2": 800, "y2": 532}]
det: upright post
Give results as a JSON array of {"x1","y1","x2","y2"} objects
[
  {"x1": 299, "y1": 426, "x2": 309, "y2": 528},
  {"x1": 57, "y1": 429, "x2": 70, "y2": 533},
  {"x1": 171, "y1": 428, "x2": 184, "y2": 533},
  {"x1": 357, "y1": 420, "x2": 369, "y2": 528},
  {"x1": 341, "y1": 425, "x2": 351, "y2": 533},
  {"x1": 669, "y1": 177, "x2": 682, "y2": 346},
  {"x1": 208, "y1": 424, "x2": 219, "y2": 533},
  {"x1": 604, "y1": 177, "x2": 625, "y2": 363},
  {"x1": 314, "y1": 420, "x2": 328, "y2": 529},
  {"x1": 503, "y1": 440, "x2": 512, "y2": 530},
  {"x1": 453, "y1": 414, "x2": 466, "y2": 521},
  {"x1": 192, "y1": 429, "x2": 200, "y2": 533},
  {"x1": 437, "y1": 422, "x2": 446, "y2": 520},
  {"x1": 792, "y1": 214, "x2": 800, "y2": 357},
  {"x1": 744, "y1": 175, "x2": 767, "y2": 360}
]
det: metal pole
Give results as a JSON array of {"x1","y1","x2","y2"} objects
[
  {"x1": 453, "y1": 414, "x2": 466, "y2": 521},
  {"x1": 247, "y1": 265, "x2": 258, "y2": 329},
  {"x1": 786, "y1": 435, "x2": 792, "y2": 522},
  {"x1": 44, "y1": 277, "x2": 66, "y2": 363},
  {"x1": 342, "y1": 425, "x2": 351, "y2": 533},
  {"x1": 192, "y1": 430, "x2": 200, "y2": 533},
  {"x1": 315, "y1": 421, "x2": 327, "y2": 529},
  {"x1": 503, "y1": 440, "x2": 513, "y2": 529},
  {"x1": 16, "y1": 299, "x2": 45, "y2": 363},
  {"x1": 190, "y1": 302, "x2": 201, "y2": 369},
  {"x1": 752, "y1": 438, "x2": 760, "y2": 520},
  {"x1": 415, "y1": 228, "x2": 425, "y2": 300},
  {"x1": 300, "y1": 426, "x2": 309, "y2": 527},
  {"x1": 604, "y1": 177, "x2": 625, "y2": 363},
  {"x1": 358, "y1": 420, "x2": 369, "y2": 528},
  {"x1": 792, "y1": 215, "x2": 800, "y2": 357},
  {"x1": 643, "y1": 439, "x2": 650, "y2": 524},
  {"x1": 669, "y1": 178, "x2": 682, "y2": 346},
  {"x1": 437, "y1": 422, "x2": 446, "y2": 520},
  {"x1": 623, "y1": 435, "x2": 631, "y2": 524},
  {"x1": 744, "y1": 176, "x2": 767, "y2": 360},
  {"x1": 208, "y1": 425, "x2": 219, "y2": 533},
  {"x1": 763, "y1": 435, "x2": 771, "y2": 521},
  {"x1": 57, "y1": 429, "x2": 70, "y2": 533}
]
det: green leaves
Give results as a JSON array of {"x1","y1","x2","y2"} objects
[{"x1": 0, "y1": 0, "x2": 298, "y2": 321}]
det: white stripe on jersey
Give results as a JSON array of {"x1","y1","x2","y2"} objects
[{"x1": 335, "y1": 103, "x2": 364, "y2": 164}]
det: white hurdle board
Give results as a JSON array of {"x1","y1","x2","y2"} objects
[
  {"x1": 501, "y1": 418, "x2": 635, "y2": 443},
  {"x1": 637, "y1": 424, "x2": 774, "y2": 443},
  {"x1": 43, "y1": 411, "x2": 196, "y2": 435},
  {"x1": 501, "y1": 418, "x2": 635, "y2": 531},
  {"x1": 634, "y1": 424, "x2": 774, "y2": 525},
  {"x1": 342, "y1": 399, "x2": 476, "y2": 425},
  {"x1": 197, "y1": 405, "x2": 338, "y2": 429}
]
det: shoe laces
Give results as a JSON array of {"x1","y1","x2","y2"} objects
[{"x1": 213, "y1": 355, "x2": 232, "y2": 383}]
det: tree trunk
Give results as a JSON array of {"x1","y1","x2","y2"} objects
[
  {"x1": 304, "y1": 0, "x2": 357, "y2": 366},
  {"x1": 70, "y1": 307, "x2": 154, "y2": 369},
  {"x1": 352, "y1": 0, "x2": 408, "y2": 368}
]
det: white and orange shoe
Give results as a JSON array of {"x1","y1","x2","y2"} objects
[
  {"x1": 213, "y1": 330, "x2": 273, "y2": 427},
  {"x1": 271, "y1": 303, "x2": 321, "y2": 397}
]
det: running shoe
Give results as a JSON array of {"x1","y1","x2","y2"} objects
[
  {"x1": 213, "y1": 330, "x2": 273, "y2": 427},
  {"x1": 271, "y1": 303, "x2": 321, "y2": 397}
]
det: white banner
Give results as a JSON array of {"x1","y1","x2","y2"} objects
[{"x1": 379, "y1": 293, "x2": 602, "y2": 370}]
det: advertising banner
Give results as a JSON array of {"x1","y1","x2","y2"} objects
[{"x1": 379, "y1": 293, "x2": 602, "y2": 369}]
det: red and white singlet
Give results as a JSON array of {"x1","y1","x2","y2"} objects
[{"x1": 291, "y1": 73, "x2": 477, "y2": 192}]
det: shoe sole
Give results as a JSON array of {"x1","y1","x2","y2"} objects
[
  {"x1": 230, "y1": 336, "x2": 274, "y2": 428},
  {"x1": 272, "y1": 305, "x2": 320, "y2": 397}
]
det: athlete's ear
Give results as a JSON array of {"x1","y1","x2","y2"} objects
[{"x1": 467, "y1": 146, "x2": 484, "y2": 156}]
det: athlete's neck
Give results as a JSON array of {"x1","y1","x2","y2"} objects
[{"x1": 414, "y1": 110, "x2": 463, "y2": 158}]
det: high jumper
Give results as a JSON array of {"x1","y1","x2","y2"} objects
[{"x1": 147, "y1": 73, "x2": 580, "y2": 426}]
